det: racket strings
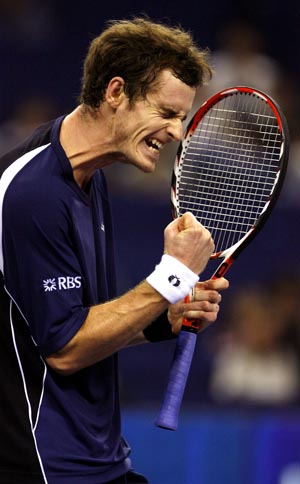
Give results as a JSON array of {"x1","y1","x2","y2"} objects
[{"x1": 177, "y1": 93, "x2": 282, "y2": 252}]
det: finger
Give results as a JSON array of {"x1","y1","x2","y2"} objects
[
  {"x1": 184, "y1": 300, "x2": 220, "y2": 316},
  {"x1": 171, "y1": 320, "x2": 182, "y2": 335},
  {"x1": 178, "y1": 212, "x2": 197, "y2": 230},
  {"x1": 198, "y1": 277, "x2": 230, "y2": 291},
  {"x1": 164, "y1": 212, "x2": 199, "y2": 239},
  {"x1": 193, "y1": 290, "x2": 222, "y2": 304}
]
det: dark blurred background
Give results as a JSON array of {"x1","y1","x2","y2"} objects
[{"x1": 1, "y1": 1, "x2": 300, "y2": 482}]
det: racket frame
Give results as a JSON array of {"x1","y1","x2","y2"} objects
[
  {"x1": 155, "y1": 86, "x2": 289, "y2": 429},
  {"x1": 171, "y1": 86, "x2": 289, "y2": 330}
]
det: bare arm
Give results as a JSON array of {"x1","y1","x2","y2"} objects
[
  {"x1": 46, "y1": 281, "x2": 167, "y2": 374},
  {"x1": 46, "y1": 212, "x2": 214, "y2": 375}
]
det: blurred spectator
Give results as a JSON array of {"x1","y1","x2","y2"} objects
[
  {"x1": 0, "y1": 95, "x2": 58, "y2": 154},
  {"x1": 202, "y1": 19, "x2": 282, "y2": 99},
  {"x1": 209, "y1": 285, "x2": 300, "y2": 406},
  {"x1": 266, "y1": 275, "x2": 300, "y2": 346},
  {"x1": 0, "y1": 0, "x2": 60, "y2": 45},
  {"x1": 282, "y1": 139, "x2": 300, "y2": 207},
  {"x1": 280, "y1": 87, "x2": 300, "y2": 208}
]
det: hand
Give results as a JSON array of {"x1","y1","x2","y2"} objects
[
  {"x1": 167, "y1": 278, "x2": 229, "y2": 334},
  {"x1": 163, "y1": 212, "x2": 214, "y2": 275}
]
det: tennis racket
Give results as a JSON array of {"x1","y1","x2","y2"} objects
[{"x1": 155, "y1": 86, "x2": 289, "y2": 430}]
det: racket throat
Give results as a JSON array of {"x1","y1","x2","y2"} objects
[{"x1": 181, "y1": 322, "x2": 200, "y2": 333}]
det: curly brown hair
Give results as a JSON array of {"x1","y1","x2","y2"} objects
[{"x1": 79, "y1": 17, "x2": 212, "y2": 108}]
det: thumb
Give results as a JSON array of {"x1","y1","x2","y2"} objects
[{"x1": 177, "y1": 212, "x2": 197, "y2": 232}]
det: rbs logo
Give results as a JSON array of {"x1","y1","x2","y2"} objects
[
  {"x1": 43, "y1": 276, "x2": 82, "y2": 292},
  {"x1": 58, "y1": 276, "x2": 81, "y2": 290}
]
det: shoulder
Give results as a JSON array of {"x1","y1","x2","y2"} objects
[{"x1": 0, "y1": 119, "x2": 56, "y2": 177}]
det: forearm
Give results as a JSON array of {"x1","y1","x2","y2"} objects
[
  {"x1": 46, "y1": 280, "x2": 168, "y2": 374},
  {"x1": 46, "y1": 212, "x2": 217, "y2": 375}
]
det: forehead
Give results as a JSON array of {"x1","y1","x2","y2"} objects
[{"x1": 148, "y1": 69, "x2": 196, "y2": 111}]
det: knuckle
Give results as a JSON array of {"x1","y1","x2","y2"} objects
[
  {"x1": 211, "y1": 313, "x2": 218, "y2": 322},
  {"x1": 202, "y1": 300, "x2": 210, "y2": 311}
]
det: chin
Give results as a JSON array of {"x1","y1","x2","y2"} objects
[
  {"x1": 133, "y1": 159, "x2": 157, "y2": 174},
  {"x1": 142, "y1": 164, "x2": 156, "y2": 173}
]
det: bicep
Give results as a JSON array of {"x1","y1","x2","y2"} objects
[{"x1": 3, "y1": 195, "x2": 88, "y2": 354}]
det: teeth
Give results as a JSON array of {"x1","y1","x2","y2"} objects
[{"x1": 147, "y1": 138, "x2": 163, "y2": 150}]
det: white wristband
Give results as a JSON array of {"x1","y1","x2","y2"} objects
[{"x1": 146, "y1": 254, "x2": 199, "y2": 304}]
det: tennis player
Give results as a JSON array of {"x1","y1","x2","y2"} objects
[{"x1": 0, "y1": 18, "x2": 229, "y2": 484}]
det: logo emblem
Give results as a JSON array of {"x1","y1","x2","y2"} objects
[
  {"x1": 43, "y1": 276, "x2": 82, "y2": 292},
  {"x1": 168, "y1": 275, "x2": 181, "y2": 287},
  {"x1": 43, "y1": 278, "x2": 57, "y2": 292}
]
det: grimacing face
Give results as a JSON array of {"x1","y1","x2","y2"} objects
[{"x1": 111, "y1": 70, "x2": 196, "y2": 172}]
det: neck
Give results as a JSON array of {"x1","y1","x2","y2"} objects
[{"x1": 60, "y1": 105, "x2": 120, "y2": 188}]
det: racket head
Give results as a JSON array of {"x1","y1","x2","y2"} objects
[
  {"x1": 157, "y1": 87, "x2": 290, "y2": 431},
  {"x1": 171, "y1": 86, "x2": 289, "y2": 265}
]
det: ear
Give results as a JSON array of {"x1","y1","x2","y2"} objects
[{"x1": 105, "y1": 77, "x2": 126, "y2": 108}]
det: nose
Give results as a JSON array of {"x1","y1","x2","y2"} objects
[{"x1": 167, "y1": 118, "x2": 183, "y2": 142}]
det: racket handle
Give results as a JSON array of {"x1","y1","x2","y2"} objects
[{"x1": 155, "y1": 330, "x2": 197, "y2": 431}]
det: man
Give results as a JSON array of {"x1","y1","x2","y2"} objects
[{"x1": 0, "y1": 18, "x2": 229, "y2": 484}]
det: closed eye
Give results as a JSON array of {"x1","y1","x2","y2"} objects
[{"x1": 161, "y1": 109, "x2": 187, "y2": 122}]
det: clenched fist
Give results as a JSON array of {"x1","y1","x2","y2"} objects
[{"x1": 163, "y1": 212, "x2": 214, "y2": 275}]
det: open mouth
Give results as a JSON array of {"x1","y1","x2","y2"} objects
[{"x1": 145, "y1": 137, "x2": 163, "y2": 153}]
